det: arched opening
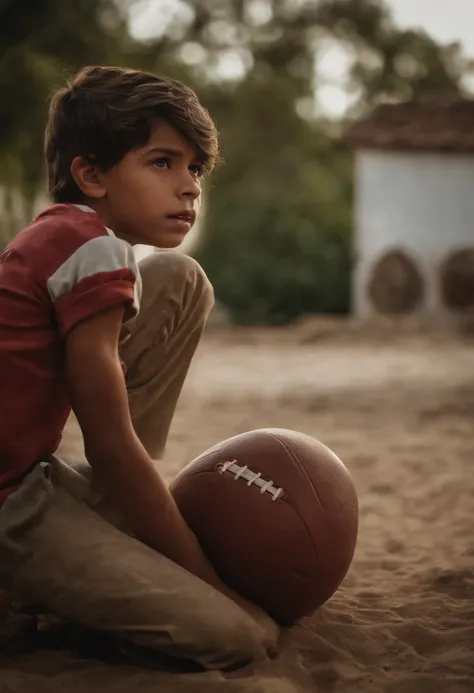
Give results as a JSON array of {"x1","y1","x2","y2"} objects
[
  {"x1": 440, "y1": 248, "x2": 474, "y2": 311},
  {"x1": 367, "y1": 249, "x2": 424, "y2": 315}
]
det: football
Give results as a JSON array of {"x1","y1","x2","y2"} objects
[{"x1": 170, "y1": 428, "x2": 359, "y2": 625}]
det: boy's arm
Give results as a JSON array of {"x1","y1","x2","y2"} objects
[
  {"x1": 65, "y1": 303, "x2": 216, "y2": 580},
  {"x1": 65, "y1": 304, "x2": 279, "y2": 649}
]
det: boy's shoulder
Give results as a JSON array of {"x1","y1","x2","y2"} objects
[
  {"x1": 3, "y1": 203, "x2": 138, "y2": 289},
  {"x1": 8, "y1": 203, "x2": 111, "y2": 260},
  {"x1": 0, "y1": 203, "x2": 141, "y2": 336}
]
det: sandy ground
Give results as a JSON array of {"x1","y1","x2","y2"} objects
[{"x1": 1, "y1": 323, "x2": 474, "y2": 692}]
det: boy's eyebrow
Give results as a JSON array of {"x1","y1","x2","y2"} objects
[
  {"x1": 145, "y1": 146, "x2": 188, "y2": 158},
  {"x1": 144, "y1": 146, "x2": 204, "y2": 162}
]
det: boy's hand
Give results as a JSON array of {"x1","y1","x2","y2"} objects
[
  {"x1": 231, "y1": 595, "x2": 280, "y2": 656},
  {"x1": 197, "y1": 562, "x2": 280, "y2": 655}
]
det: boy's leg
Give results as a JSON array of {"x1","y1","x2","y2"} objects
[
  {"x1": 120, "y1": 250, "x2": 214, "y2": 459},
  {"x1": 0, "y1": 253, "x2": 267, "y2": 669},
  {"x1": 0, "y1": 458, "x2": 266, "y2": 670}
]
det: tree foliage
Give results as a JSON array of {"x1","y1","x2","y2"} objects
[
  {"x1": 170, "y1": 0, "x2": 471, "y2": 322},
  {"x1": 0, "y1": 0, "x2": 132, "y2": 197},
  {"x1": 0, "y1": 0, "x2": 472, "y2": 322}
]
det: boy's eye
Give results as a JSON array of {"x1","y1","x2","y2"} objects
[
  {"x1": 153, "y1": 157, "x2": 171, "y2": 169},
  {"x1": 189, "y1": 163, "x2": 204, "y2": 177},
  {"x1": 151, "y1": 157, "x2": 204, "y2": 177}
]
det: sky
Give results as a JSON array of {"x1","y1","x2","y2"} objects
[
  {"x1": 129, "y1": 0, "x2": 474, "y2": 117},
  {"x1": 389, "y1": 0, "x2": 474, "y2": 55},
  {"x1": 317, "y1": 0, "x2": 474, "y2": 116}
]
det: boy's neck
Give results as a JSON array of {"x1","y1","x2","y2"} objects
[{"x1": 69, "y1": 201, "x2": 126, "y2": 243}]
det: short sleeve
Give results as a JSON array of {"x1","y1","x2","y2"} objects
[{"x1": 47, "y1": 234, "x2": 142, "y2": 337}]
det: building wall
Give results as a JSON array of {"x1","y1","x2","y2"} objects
[{"x1": 353, "y1": 149, "x2": 474, "y2": 320}]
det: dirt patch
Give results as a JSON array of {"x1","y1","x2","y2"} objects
[{"x1": 2, "y1": 324, "x2": 474, "y2": 692}]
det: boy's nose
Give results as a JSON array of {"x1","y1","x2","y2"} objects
[{"x1": 181, "y1": 175, "x2": 201, "y2": 201}]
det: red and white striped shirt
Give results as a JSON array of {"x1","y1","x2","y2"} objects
[{"x1": 0, "y1": 203, "x2": 142, "y2": 506}]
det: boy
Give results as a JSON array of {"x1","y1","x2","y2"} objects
[{"x1": 0, "y1": 65, "x2": 277, "y2": 670}]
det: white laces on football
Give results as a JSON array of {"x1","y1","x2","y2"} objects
[{"x1": 218, "y1": 460, "x2": 284, "y2": 501}]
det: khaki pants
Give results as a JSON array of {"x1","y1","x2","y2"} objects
[{"x1": 0, "y1": 252, "x2": 267, "y2": 670}]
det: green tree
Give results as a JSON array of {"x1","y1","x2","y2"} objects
[
  {"x1": 0, "y1": 1, "x2": 130, "y2": 195},
  {"x1": 0, "y1": 0, "x2": 199, "y2": 246},
  {"x1": 0, "y1": 0, "x2": 142, "y2": 245},
  {"x1": 169, "y1": 0, "x2": 472, "y2": 324},
  {"x1": 195, "y1": 75, "x2": 353, "y2": 324},
  {"x1": 1, "y1": 0, "x2": 472, "y2": 322}
]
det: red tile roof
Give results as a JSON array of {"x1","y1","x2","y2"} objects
[{"x1": 342, "y1": 99, "x2": 474, "y2": 153}]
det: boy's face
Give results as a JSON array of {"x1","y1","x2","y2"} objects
[{"x1": 88, "y1": 121, "x2": 204, "y2": 247}]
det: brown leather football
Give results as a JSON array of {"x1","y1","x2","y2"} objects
[{"x1": 169, "y1": 428, "x2": 359, "y2": 625}]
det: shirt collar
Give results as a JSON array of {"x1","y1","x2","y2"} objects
[{"x1": 74, "y1": 204, "x2": 115, "y2": 237}]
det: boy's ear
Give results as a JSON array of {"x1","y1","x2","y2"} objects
[{"x1": 70, "y1": 156, "x2": 106, "y2": 199}]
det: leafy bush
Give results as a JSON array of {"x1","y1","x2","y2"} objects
[{"x1": 195, "y1": 160, "x2": 353, "y2": 326}]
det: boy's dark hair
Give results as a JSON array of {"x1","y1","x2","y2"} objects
[{"x1": 44, "y1": 65, "x2": 219, "y2": 203}]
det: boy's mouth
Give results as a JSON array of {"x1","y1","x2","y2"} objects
[{"x1": 168, "y1": 210, "x2": 196, "y2": 226}]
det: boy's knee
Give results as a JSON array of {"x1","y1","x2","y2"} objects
[
  {"x1": 177, "y1": 254, "x2": 214, "y2": 314},
  {"x1": 119, "y1": 617, "x2": 266, "y2": 672},
  {"x1": 138, "y1": 251, "x2": 214, "y2": 316},
  {"x1": 121, "y1": 600, "x2": 267, "y2": 671}
]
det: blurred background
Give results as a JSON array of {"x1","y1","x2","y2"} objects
[
  {"x1": 2, "y1": 7, "x2": 474, "y2": 691},
  {"x1": 1, "y1": 0, "x2": 474, "y2": 327}
]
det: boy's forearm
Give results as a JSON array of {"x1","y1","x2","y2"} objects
[
  {"x1": 87, "y1": 443, "x2": 268, "y2": 611},
  {"x1": 86, "y1": 437, "x2": 279, "y2": 649},
  {"x1": 86, "y1": 440, "x2": 213, "y2": 580}
]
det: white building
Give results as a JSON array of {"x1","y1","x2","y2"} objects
[{"x1": 344, "y1": 99, "x2": 474, "y2": 326}]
